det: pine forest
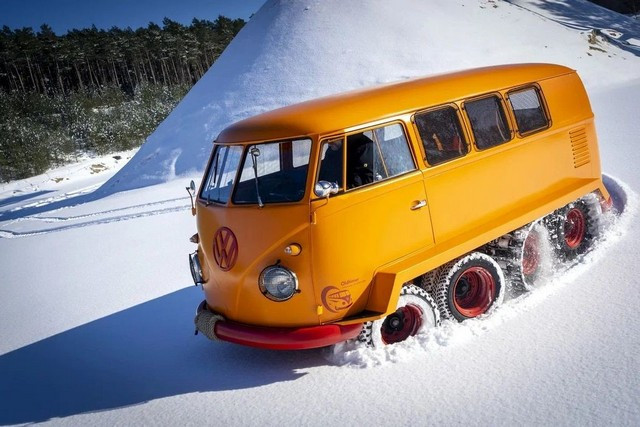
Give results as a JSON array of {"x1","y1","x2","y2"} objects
[{"x1": 0, "y1": 16, "x2": 245, "y2": 181}]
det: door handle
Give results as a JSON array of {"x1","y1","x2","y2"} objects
[{"x1": 411, "y1": 200, "x2": 427, "y2": 210}]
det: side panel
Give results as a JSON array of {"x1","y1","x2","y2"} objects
[{"x1": 425, "y1": 73, "x2": 599, "y2": 245}]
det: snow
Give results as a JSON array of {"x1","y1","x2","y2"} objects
[{"x1": 2, "y1": 0, "x2": 640, "y2": 425}]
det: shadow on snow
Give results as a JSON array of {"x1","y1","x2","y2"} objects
[
  {"x1": 0, "y1": 190, "x2": 54, "y2": 209},
  {"x1": 0, "y1": 191, "x2": 101, "y2": 223},
  {"x1": 505, "y1": 0, "x2": 640, "y2": 56},
  {"x1": 0, "y1": 288, "x2": 325, "y2": 424}
]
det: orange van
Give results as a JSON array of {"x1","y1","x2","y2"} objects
[{"x1": 188, "y1": 63, "x2": 611, "y2": 350}]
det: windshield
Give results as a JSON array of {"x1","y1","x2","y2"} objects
[
  {"x1": 200, "y1": 139, "x2": 312, "y2": 205},
  {"x1": 200, "y1": 145, "x2": 243, "y2": 204},
  {"x1": 233, "y1": 139, "x2": 312, "y2": 204}
]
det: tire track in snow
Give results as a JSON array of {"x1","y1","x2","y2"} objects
[
  {"x1": 0, "y1": 204, "x2": 190, "y2": 238},
  {"x1": 4, "y1": 184, "x2": 102, "y2": 213},
  {"x1": 11, "y1": 196, "x2": 189, "y2": 223}
]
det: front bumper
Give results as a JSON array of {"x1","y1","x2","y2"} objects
[{"x1": 195, "y1": 301, "x2": 362, "y2": 350}]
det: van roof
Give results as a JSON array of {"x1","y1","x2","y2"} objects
[{"x1": 216, "y1": 63, "x2": 573, "y2": 143}]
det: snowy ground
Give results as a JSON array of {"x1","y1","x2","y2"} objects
[{"x1": 2, "y1": 0, "x2": 640, "y2": 425}]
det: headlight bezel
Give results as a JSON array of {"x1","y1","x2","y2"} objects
[{"x1": 259, "y1": 265, "x2": 299, "y2": 302}]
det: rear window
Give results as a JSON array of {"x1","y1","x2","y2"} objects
[
  {"x1": 414, "y1": 106, "x2": 468, "y2": 166},
  {"x1": 508, "y1": 87, "x2": 549, "y2": 134},
  {"x1": 465, "y1": 95, "x2": 511, "y2": 150}
]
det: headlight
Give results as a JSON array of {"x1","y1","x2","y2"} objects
[
  {"x1": 189, "y1": 251, "x2": 204, "y2": 286},
  {"x1": 259, "y1": 265, "x2": 298, "y2": 301}
]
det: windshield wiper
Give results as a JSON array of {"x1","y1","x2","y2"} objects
[{"x1": 249, "y1": 146, "x2": 264, "y2": 208}]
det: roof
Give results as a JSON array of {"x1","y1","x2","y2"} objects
[{"x1": 215, "y1": 63, "x2": 574, "y2": 143}]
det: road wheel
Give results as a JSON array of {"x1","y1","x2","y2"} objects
[
  {"x1": 433, "y1": 252, "x2": 505, "y2": 322},
  {"x1": 359, "y1": 284, "x2": 440, "y2": 347},
  {"x1": 513, "y1": 222, "x2": 553, "y2": 292},
  {"x1": 549, "y1": 194, "x2": 602, "y2": 261}
]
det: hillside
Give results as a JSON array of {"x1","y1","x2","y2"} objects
[{"x1": 102, "y1": 0, "x2": 640, "y2": 194}]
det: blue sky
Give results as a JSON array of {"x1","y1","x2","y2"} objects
[{"x1": 1, "y1": 0, "x2": 266, "y2": 34}]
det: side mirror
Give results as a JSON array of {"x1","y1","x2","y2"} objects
[
  {"x1": 186, "y1": 180, "x2": 197, "y2": 216},
  {"x1": 314, "y1": 181, "x2": 339, "y2": 198}
]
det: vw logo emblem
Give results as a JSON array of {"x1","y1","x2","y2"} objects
[{"x1": 212, "y1": 227, "x2": 238, "y2": 271}]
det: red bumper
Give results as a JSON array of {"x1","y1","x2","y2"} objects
[{"x1": 215, "y1": 320, "x2": 363, "y2": 350}]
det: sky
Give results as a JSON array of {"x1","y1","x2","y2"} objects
[{"x1": 1, "y1": 0, "x2": 267, "y2": 34}]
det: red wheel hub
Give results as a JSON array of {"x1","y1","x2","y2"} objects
[
  {"x1": 380, "y1": 304, "x2": 423, "y2": 344},
  {"x1": 564, "y1": 208, "x2": 586, "y2": 249},
  {"x1": 522, "y1": 231, "x2": 540, "y2": 276},
  {"x1": 453, "y1": 267, "x2": 496, "y2": 318}
]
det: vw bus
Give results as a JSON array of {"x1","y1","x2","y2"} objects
[{"x1": 188, "y1": 63, "x2": 611, "y2": 350}]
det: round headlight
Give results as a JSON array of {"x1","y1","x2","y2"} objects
[{"x1": 259, "y1": 265, "x2": 298, "y2": 302}]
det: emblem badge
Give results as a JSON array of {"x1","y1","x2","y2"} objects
[
  {"x1": 212, "y1": 227, "x2": 238, "y2": 271},
  {"x1": 321, "y1": 286, "x2": 354, "y2": 313}
]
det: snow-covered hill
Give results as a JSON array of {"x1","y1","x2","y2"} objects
[
  {"x1": 101, "y1": 0, "x2": 640, "y2": 194},
  {"x1": 1, "y1": 0, "x2": 640, "y2": 425}
]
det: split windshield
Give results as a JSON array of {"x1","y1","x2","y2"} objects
[{"x1": 200, "y1": 139, "x2": 312, "y2": 205}]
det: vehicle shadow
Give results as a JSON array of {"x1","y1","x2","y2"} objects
[{"x1": 0, "y1": 288, "x2": 326, "y2": 425}]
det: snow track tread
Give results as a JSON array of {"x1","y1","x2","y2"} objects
[{"x1": 432, "y1": 252, "x2": 505, "y2": 321}]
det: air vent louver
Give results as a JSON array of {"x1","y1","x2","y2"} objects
[{"x1": 569, "y1": 127, "x2": 590, "y2": 168}]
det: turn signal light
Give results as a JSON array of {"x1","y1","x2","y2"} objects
[{"x1": 284, "y1": 243, "x2": 302, "y2": 256}]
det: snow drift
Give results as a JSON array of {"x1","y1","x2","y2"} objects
[{"x1": 100, "y1": 0, "x2": 640, "y2": 194}]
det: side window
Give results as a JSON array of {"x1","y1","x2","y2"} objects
[
  {"x1": 414, "y1": 106, "x2": 468, "y2": 166},
  {"x1": 318, "y1": 137, "x2": 344, "y2": 189},
  {"x1": 508, "y1": 87, "x2": 549, "y2": 135},
  {"x1": 346, "y1": 130, "x2": 381, "y2": 189},
  {"x1": 346, "y1": 123, "x2": 415, "y2": 189},
  {"x1": 465, "y1": 95, "x2": 511, "y2": 150},
  {"x1": 374, "y1": 123, "x2": 414, "y2": 176}
]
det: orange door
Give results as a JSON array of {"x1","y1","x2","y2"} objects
[{"x1": 310, "y1": 169, "x2": 434, "y2": 323}]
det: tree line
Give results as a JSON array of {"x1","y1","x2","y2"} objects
[
  {"x1": 0, "y1": 17, "x2": 245, "y2": 182},
  {"x1": 0, "y1": 16, "x2": 245, "y2": 95}
]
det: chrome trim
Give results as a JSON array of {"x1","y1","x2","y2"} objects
[
  {"x1": 411, "y1": 199, "x2": 427, "y2": 210},
  {"x1": 189, "y1": 251, "x2": 204, "y2": 286},
  {"x1": 314, "y1": 180, "x2": 339, "y2": 198},
  {"x1": 258, "y1": 265, "x2": 299, "y2": 302}
]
